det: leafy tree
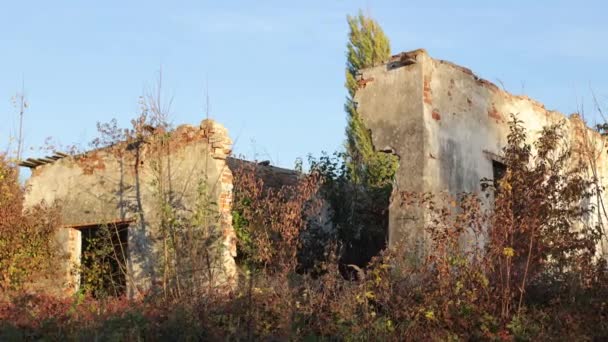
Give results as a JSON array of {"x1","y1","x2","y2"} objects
[
  {"x1": 303, "y1": 11, "x2": 399, "y2": 269},
  {"x1": 345, "y1": 11, "x2": 397, "y2": 187}
]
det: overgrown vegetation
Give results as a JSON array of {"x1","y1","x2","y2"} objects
[
  {"x1": 2, "y1": 116, "x2": 608, "y2": 340},
  {"x1": 319, "y1": 11, "x2": 401, "y2": 270},
  {"x1": 231, "y1": 161, "x2": 321, "y2": 273},
  {"x1": 79, "y1": 223, "x2": 128, "y2": 298},
  {"x1": 81, "y1": 79, "x2": 235, "y2": 301},
  {"x1": 308, "y1": 151, "x2": 392, "y2": 269},
  {"x1": 0, "y1": 156, "x2": 61, "y2": 294}
]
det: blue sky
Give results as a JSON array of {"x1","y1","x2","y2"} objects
[{"x1": 2, "y1": 1, "x2": 607, "y2": 172}]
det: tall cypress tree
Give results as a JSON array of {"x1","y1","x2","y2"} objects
[{"x1": 345, "y1": 12, "x2": 398, "y2": 187}]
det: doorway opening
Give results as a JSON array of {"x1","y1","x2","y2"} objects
[{"x1": 78, "y1": 221, "x2": 129, "y2": 297}]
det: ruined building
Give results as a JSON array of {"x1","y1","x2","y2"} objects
[
  {"x1": 20, "y1": 120, "x2": 298, "y2": 297},
  {"x1": 355, "y1": 49, "x2": 608, "y2": 255},
  {"x1": 20, "y1": 49, "x2": 608, "y2": 296}
]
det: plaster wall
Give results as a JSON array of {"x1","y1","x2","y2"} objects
[
  {"x1": 356, "y1": 49, "x2": 608, "y2": 256},
  {"x1": 23, "y1": 119, "x2": 237, "y2": 297},
  {"x1": 353, "y1": 53, "x2": 426, "y2": 252}
]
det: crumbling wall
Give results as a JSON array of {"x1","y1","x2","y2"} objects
[
  {"x1": 421, "y1": 52, "x2": 608, "y2": 255},
  {"x1": 355, "y1": 49, "x2": 608, "y2": 256},
  {"x1": 352, "y1": 50, "x2": 426, "y2": 253},
  {"x1": 419, "y1": 53, "x2": 592, "y2": 195},
  {"x1": 23, "y1": 119, "x2": 237, "y2": 297}
]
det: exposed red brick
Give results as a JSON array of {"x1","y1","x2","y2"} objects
[
  {"x1": 488, "y1": 105, "x2": 503, "y2": 121},
  {"x1": 423, "y1": 77, "x2": 433, "y2": 105},
  {"x1": 432, "y1": 109, "x2": 441, "y2": 121},
  {"x1": 76, "y1": 151, "x2": 106, "y2": 175},
  {"x1": 357, "y1": 77, "x2": 375, "y2": 88}
]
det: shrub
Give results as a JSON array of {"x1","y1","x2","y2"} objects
[
  {"x1": 2, "y1": 118, "x2": 608, "y2": 340},
  {"x1": 0, "y1": 155, "x2": 61, "y2": 293}
]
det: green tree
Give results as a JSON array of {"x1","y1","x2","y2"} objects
[{"x1": 345, "y1": 11, "x2": 397, "y2": 187}]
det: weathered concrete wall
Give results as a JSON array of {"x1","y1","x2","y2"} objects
[
  {"x1": 23, "y1": 119, "x2": 237, "y2": 297},
  {"x1": 353, "y1": 50, "x2": 426, "y2": 253},
  {"x1": 355, "y1": 49, "x2": 608, "y2": 256}
]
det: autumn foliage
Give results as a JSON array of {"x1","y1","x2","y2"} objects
[
  {"x1": 0, "y1": 156, "x2": 61, "y2": 293},
  {"x1": 1, "y1": 118, "x2": 608, "y2": 340}
]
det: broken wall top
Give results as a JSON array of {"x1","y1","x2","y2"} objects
[
  {"x1": 20, "y1": 119, "x2": 233, "y2": 173},
  {"x1": 354, "y1": 48, "x2": 607, "y2": 159}
]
